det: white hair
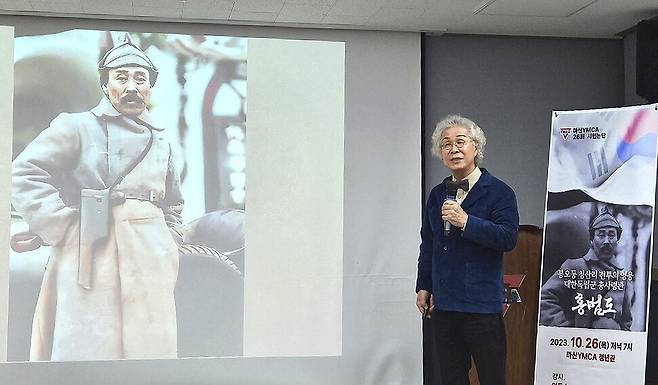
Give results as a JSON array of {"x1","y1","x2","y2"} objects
[{"x1": 431, "y1": 114, "x2": 486, "y2": 164}]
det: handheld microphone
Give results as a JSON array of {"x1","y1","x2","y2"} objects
[{"x1": 444, "y1": 183, "x2": 458, "y2": 237}]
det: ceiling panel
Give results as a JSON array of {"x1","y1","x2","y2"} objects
[
  {"x1": 0, "y1": 0, "x2": 31, "y2": 11},
  {"x1": 183, "y1": 0, "x2": 219, "y2": 7},
  {"x1": 183, "y1": 1, "x2": 233, "y2": 18},
  {"x1": 0, "y1": 0, "x2": 655, "y2": 38},
  {"x1": 377, "y1": 0, "x2": 429, "y2": 8},
  {"x1": 233, "y1": 0, "x2": 283, "y2": 13},
  {"x1": 321, "y1": 13, "x2": 370, "y2": 25},
  {"x1": 276, "y1": 3, "x2": 330, "y2": 23},
  {"x1": 30, "y1": 1, "x2": 83, "y2": 13},
  {"x1": 368, "y1": 6, "x2": 425, "y2": 27},
  {"x1": 229, "y1": 10, "x2": 277, "y2": 21},
  {"x1": 133, "y1": 0, "x2": 184, "y2": 7},
  {"x1": 285, "y1": 0, "x2": 337, "y2": 6},
  {"x1": 82, "y1": 2, "x2": 132, "y2": 15},
  {"x1": 475, "y1": 0, "x2": 598, "y2": 18},
  {"x1": 133, "y1": 5, "x2": 183, "y2": 18},
  {"x1": 328, "y1": 0, "x2": 378, "y2": 17}
]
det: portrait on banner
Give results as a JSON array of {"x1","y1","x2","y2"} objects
[{"x1": 539, "y1": 199, "x2": 650, "y2": 332}]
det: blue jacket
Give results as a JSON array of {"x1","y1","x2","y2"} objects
[{"x1": 416, "y1": 169, "x2": 519, "y2": 314}]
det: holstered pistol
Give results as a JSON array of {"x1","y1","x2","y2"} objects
[{"x1": 78, "y1": 188, "x2": 111, "y2": 289}]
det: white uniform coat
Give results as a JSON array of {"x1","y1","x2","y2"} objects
[{"x1": 12, "y1": 98, "x2": 183, "y2": 361}]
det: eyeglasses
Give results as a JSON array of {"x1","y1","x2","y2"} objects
[{"x1": 440, "y1": 139, "x2": 471, "y2": 152}]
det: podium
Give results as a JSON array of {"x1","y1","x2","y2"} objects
[{"x1": 423, "y1": 225, "x2": 542, "y2": 385}]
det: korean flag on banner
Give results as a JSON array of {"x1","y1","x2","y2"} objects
[{"x1": 548, "y1": 105, "x2": 658, "y2": 206}]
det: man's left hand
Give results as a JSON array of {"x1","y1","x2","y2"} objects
[{"x1": 441, "y1": 200, "x2": 468, "y2": 229}]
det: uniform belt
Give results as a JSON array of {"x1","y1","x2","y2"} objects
[
  {"x1": 111, "y1": 191, "x2": 163, "y2": 207},
  {"x1": 124, "y1": 191, "x2": 160, "y2": 202}
]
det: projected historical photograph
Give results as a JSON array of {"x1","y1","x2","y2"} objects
[
  {"x1": 539, "y1": 197, "x2": 651, "y2": 332},
  {"x1": 8, "y1": 29, "x2": 247, "y2": 361}
]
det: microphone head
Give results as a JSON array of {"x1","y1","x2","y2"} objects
[{"x1": 446, "y1": 181, "x2": 459, "y2": 197}]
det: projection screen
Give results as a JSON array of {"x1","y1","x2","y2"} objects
[{"x1": 0, "y1": 15, "x2": 421, "y2": 385}]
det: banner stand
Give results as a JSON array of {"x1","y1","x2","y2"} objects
[{"x1": 535, "y1": 105, "x2": 658, "y2": 385}]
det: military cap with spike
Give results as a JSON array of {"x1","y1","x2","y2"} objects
[
  {"x1": 589, "y1": 207, "x2": 622, "y2": 239},
  {"x1": 98, "y1": 40, "x2": 158, "y2": 87}
]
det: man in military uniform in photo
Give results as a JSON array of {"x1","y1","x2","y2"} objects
[
  {"x1": 12, "y1": 37, "x2": 185, "y2": 361},
  {"x1": 540, "y1": 208, "x2": 633, "y2": 330}
]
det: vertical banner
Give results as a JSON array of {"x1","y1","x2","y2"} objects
[{"x1": 535, "y1": 105, "x2": 658, "y2": 384}]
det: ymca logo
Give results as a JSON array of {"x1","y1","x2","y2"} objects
[{"x1": 560, "y1": 125, "x2": 605, "y2": 140}]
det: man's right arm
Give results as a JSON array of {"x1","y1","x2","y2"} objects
[
  {"x1": 12, "y1": 113, "x2": 80, "y2": 246},
  {"x1": 416, "y1": 189, "x2": 435, "y2": 315}
]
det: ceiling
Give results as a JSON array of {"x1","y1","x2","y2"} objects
[{"x1": 0, "y1": 0, "x2": 657, "y2": 38}]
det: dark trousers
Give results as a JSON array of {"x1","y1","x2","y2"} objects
[{"x1": 432, "y1": 310, "x2": 507, "y2": 385}]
